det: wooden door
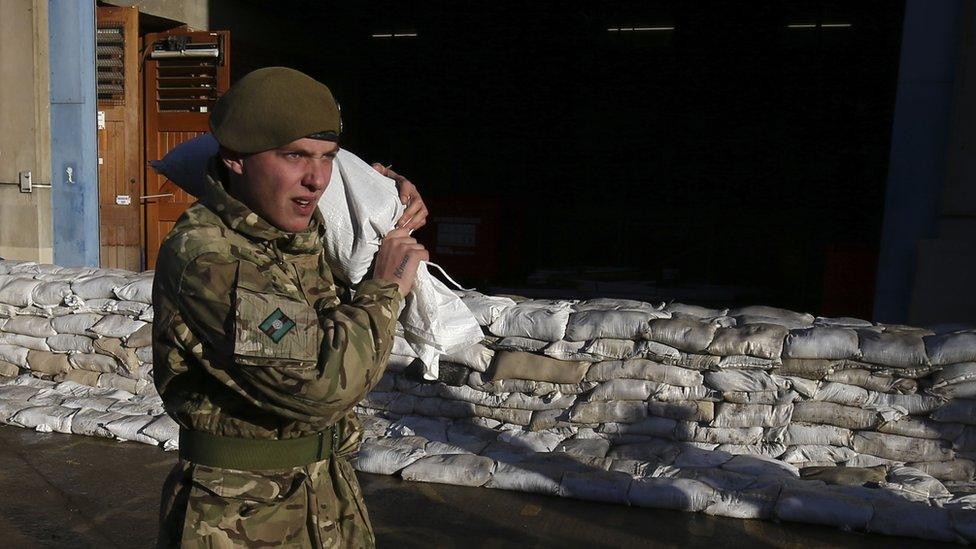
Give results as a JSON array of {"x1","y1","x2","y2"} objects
[
  {"x1": 96, "y1": 6, "x2": 141, "y2": 271},
  {"x1": 143, "y1": 28, "x2": 230, "y2": 269}
]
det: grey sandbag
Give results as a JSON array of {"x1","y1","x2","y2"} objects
[
  {"x1": 877, "y1": 416, "x2": 964, "y2": 441},
  {"x1": 676, "y1": 424, "x2": 763, "y2": 446},
  {"x1": 931, "y1": 399, "x2": 976, "y2": 425},
  {"x1": 868, "y1": 500, "x2": 960, "y2": 543},
  {"x1": 555, "y1": 438, "x2": 611, "y2": 458},
  {"x1": 1, "y1": 316, "x2": 57, "y2": 338},
  {"x1": 784, "y1": 327, "x2": 860, "y2": 360},
  {"x1": 353, "y1": 438, "x2": 427, "y2": 475},
  {"x1": 886, "y1": 466, "x2": 952, "y2": 500},
  {"x1": 792, "y1": 401, "x2": 879, "y2": 430},
  {"x1": 932, "y1": 362, "x2": 976, "y2": 389},
  {"x1": 488, "y1": 300, "x2": 572, "y2": 342},
  {"x1": 925, "y1": 331, "x2": 976, "y2": 366},
  {"x1": 825, "y1": 369, "x2": 917, "y2": 394},
  {"x1": 774, "y1": 484, "x2": 874, "y2": 530},
  {"x1": 607, "y1": 438, "x2": 683, "y2": 464},
  {"x1": 729, "y1": 305, "x2": 815, "y2": 325},
  {"x1": 800, "y1": 465, "x2": 886, "y2": 486},
  {"x1": 564, "y1": 309, "x2": 662, "y2": 341},
  {"x1": 857, "y1": 329, "x2": 929, "y2": 368},
  {"x1": 712, "y1": 403, "x2": 793, "y2": 428},
  {"x1": 704, "y1": 478, "x2": 783, "y2": 520},
  {"x1": 867, "y1": 391, "x2": 945, "y2": 415},
  {"x1": 568, "y1": 400, "x2": 647, "y2": 424},
  {"x1": 706, "y1": 324, "x2": 789, "y2": 360},
  {"x1": 778, "y1": 358, "x2": 834, "y2": 380},
  {"x1": 584, "y1": 359, "x2": 703, "y2": 387},
  {"x1": 587, "y1": 379, "x2": 660, "y2": 401},
  {"x1": 852, "y1": 431, "x2": 953, "y2": 463},
  {"x1": 47, "y1": 334, "x2": 95, "y2": 354},
  {"x1": 643, "y1": 317, "x2": 719, "y2": 352},
  {"x1": 628, "y1": 477, "x2": 719, "y2": 512},
  {"x1": 488, "y1": 351, "x2": 589, "y2": 384},
  {"x1": 703, "y1": 370, "x2": 788, "y2": 393},
  {"x1": 559, "y1": 470, "x2": 632, "y2": 504},
  {"x1": 781, "y1": 445, "x2": 857, "y2": 464},
  {"x1": 907, "y1": 459, "x2": 976, "y2": 482},
  {"x1": 783, "y1": 423, "x2": 853, "y2": 447},
  {"x1": 647, "y1": 400, "x2": 714, "y2": 422},
  {"x1": 813, "y1": 381, "x2": 869, "y2": 406},
  {"x1": 599, "y1": 417, "x2": 677, "y2": 439},
  {"x1": 400, "y1": 453, "x2": 495, "y2": 487}
]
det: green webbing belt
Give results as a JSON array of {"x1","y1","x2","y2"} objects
[{"x1": 179, "y1": 426, "x2": 337, "y2": 470}]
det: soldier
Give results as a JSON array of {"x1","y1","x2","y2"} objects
[{"x1": 153, "y1": 67, "x2": 429, "y2": 548}]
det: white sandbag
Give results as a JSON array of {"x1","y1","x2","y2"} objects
[
  {"x1": 628, "y1": 477, "x2": 719, "y2": 511},
  {"x1": 885, "y1": 466, "x2": 953, "y2": 500},
  {"x1": 586, "y1": 359, "x2": 703, "y2": 387},
  {"x1": 0, "y1": 278, "x2": 42, "y2": 307},
  {"x1": 703, "y1": 370, "x2": 789, "y2": 393},
  {"x1": 10, "y1": 404, "x2": 76, "y2": 433},
  {"x1": 0, "y1": 344, "x2": 29, "y2": 367},
  {"x1": 353, "y1": 439, "x2": 428, "y2": 475},
  {"x1": 442, "y1": 343, "x2": 493, "y2": 373},
  {"x1": 50, "y1": 313, "x2": 103, "y2": 335},
  {"x1": 109, "y1": 300, "x2": 150, "y2": 316},
  {"x1": 925, "y1": 331, "x2": 976, "y2": 366},
  {"x1": 643, "y1": 317, "x2": 718, "y2": 353},
  {"x1": 113, "y1": 276, "x2": 153, "y2": 304},
  {"x1": 813, "y1": 381, "x2": 870, "y2": 406},
  {"x1": 46, "y1": 334, "x2": 95, "y2": 354},
  {"x1": 485, "y1": 459, "x2": 565, "y2": 496},
  {"x1": 456, "y1": 291, "x2": 516, "y2": 326},
  {"x1": 706, "y1": 324, "x2": 789, "y2": 360},
  {"x1": 857, "y1": 330, "x2": 930, "y2": 368},
  {"x1": 784, "y1": 327, "x2": 860, "y2": 360},
  {"x1": 853, "y1": 431, "x2": 952, "y2": 463},
  {"x1": 631, "y1": 340, "x2": 682, "y2": 362},
  {"x1": 564, "y1": 309, "x2": 662, "y2": 341},
  {"x1": 141, "y1": 414, "x2": 179, "y2": 445},
  {"x1": 89, "y1": 315, "x2": 147, "y2": 339},
  {"x1": 792, "y1": 401, "x2": 879, "y2": 430},
  {"x1": 559, "y1": 470, "x2": 632, "y2": 504},
  {"x1": 102, "y1": 414, "x2": 158, "y2": 445},
  {"x1": 712, "y1": 403, "x2": 793, "y2": 428},
  {"x1": 774, "y1": 484, "x2": 873, "y2": 530},
  {"x1": 488, "y1": 300, "x2": 573, "y2": 342},
  {"x1": 30, "y1": 281, "x2": 72, "y2": 307},
  {"x1": 500, "y1": 392, "x2": 576, "y2": 412},
  {"x1": 1, "y1": 316, "x2": 56, "y2": 338},
  {"x1": 70, "y1": 275, "x2": 128, "y2": 300},
  {"x1": 108, "y1": 393, "x2": 165, "y2": 416},
  {"x1": 588, "y1": 379, "x2": 659, "y2": 401},
  {"x1": 578, "y1": 338, "x2": 635, "y2": 360},
  {"x1": 781, "y1": 445, "x2": 858, "y2": 464},
  {"x1": 647, "y1": 400, "x2": 714, "y2": 422},
  {"x1": 69, "y1": 408, "x2": 125, "y2": 438},
  {"x1": 0, "y1": 333, "x2": 50, "y2": 351},
  {"x1": 400, "y1": 453, "x2": 495, "y2": 487}
]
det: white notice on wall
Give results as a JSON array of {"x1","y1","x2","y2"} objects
[{"x1": 116, "y1": 195, "x2": 131, "y2": 206}]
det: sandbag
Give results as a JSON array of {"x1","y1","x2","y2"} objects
[
  {"x1": 853, "y1": 431, "x2": 953, "y2": 463},
  {"x1": 857, "y1": 330, "x2": 930, "y2": 369},
  {"x1": 707, "y1": 324, "x2": 789, "y2": 360},
  {"x1": 663, "y1": 303, "x2": 728, "y2": 318},
  {"x1": 47, "y1": 334, "x2": 95, "y2": 354},
  {"x1": 907, "y1": 459, "x2": 976, "y2": 482},
  {"x1": 89, "y1": 315, "x2": 147, "y2": 339},
  {"x1": 0, "y1": 333, "x2": 50, "y2": 351},
  {"x1": 792, "y1": 401, "x2": 879, "y2": 430},
  {"x1": 784, "y1": 327, "x2": 860, "y2": 360},
  {"x1": 931, "y1": 399, "x2": 976, "y2": 425},
  {"x1": 600, "y1": 417, "x2": 677, "y2": 439},
  {"x1": 704, "y1": 479, "x2": 782, "y2": 520},
  {"x1": 813, "y1": 381, "x2": 869, "y2": 407},
  {"x1": 867, "y1": 391, "x2": 944, "y2": 415},
  {"x1": 564, "y1": 309, "x2": 663, "y2": 341},
  {"x1": 868, "y1": 500, "x2": 960, "y2": 543},
  {"x1": 11, "y1": 404, "x2": 76, "y2": 433},
  {"x1": 774, "y1": 485, "x2": 873, "y2": 530},
  {"x1": 647, "y1": 400, "x2": 714, "y2": 422},
  {"x1": 800, "y1": 465, "x2": 886, "y2": 486},
  {"x1": 584, "y1": 359, "x2": 703, "y2": 387},
  {"x1": 0, "y1": 345, "x2": 29, "y2": 367},
  {"x1": 400, "y1": 453, "x2": 495, "y2": 487},
  {"x1": 488, "y1": 301, "x2": 573, "y2": 342},
  {"x1": 877, "y1": 416, "x2": 964, "y2": 441},
  {"x1": 712, "y1": 403, "x2": 793, "y2": 428},
  {"x1": 71, "y1": 275, "x2": 128, "y2": 300},
  {"x1": 825, "y1": 369, "x2": 917, "y2": 394},
  {"x1": 69, "y1": 353, "x2": 120, "y2": 373},
  {"x1": 628, "y1": 477, "x2": 719, "y2": 512},
  {"x1": 488, "y1": 351, "x2": 588, "y2": 384},
  {"x1": 559, "y1": 470, "x2": 632, "y2": 504},
  {"x1": 778, "y1": 358, "x2": 834, "y2": 380},
  {"x1": 569, "y1": 400, "x2": 647, "y2": 424},
  {"x1": 0, "y1": 279, "x2": 42, "y2": 307},
  {"x1": 457, "y1": 291, "x2": 516, "y2": 326},
  {"x1": 781, "y1": 445, "x2": 857, "y2": 464},
  {"x1": 124, "y1": 323, "x2": 153, "y2": 349},
  {"x1": 703, "y1": 370, "x2": 789, "y2": 393},
  {"x1": 886, "y1": 466, "x2": 952, "y2": 501},
  {"x1": 925, "y1": 331, "x2": 976, "y2": 366},
  {"x1": 50, "y1": 313, "x2": 103, "y2": 335},
  {"x1": 113, "y1": 277, "x2": 153, "y2": 304},
  {"x1": 643, "y1": 317, "x2": 718, "y2": 352},
  {"x1": 676, "y1": 424, "x2": 763, "y2": 446},
  {"x1": 26, "y1": 350, "x2": 70, "y2": 375},
  {"x1": 0, "y1": 360, "x2": 20, "y2": 377},
  {"x1": 353, "y1": 439, "x2": 428, "y2": 475},
  {"x1": 587, "y1": 379, "x2": 659, "y2": 401},
  {"x1": 31, "y1": 281, "x2": 72, "y2": 307},
  {"x1": 2, "y1": 316, "x2": 56, "y2": 338}
]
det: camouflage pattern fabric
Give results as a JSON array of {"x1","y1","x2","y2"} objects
[{"x1": 153, "y1": 159, "x2": 401, "y2": 547}]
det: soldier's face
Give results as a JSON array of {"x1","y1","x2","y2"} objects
[{"x1": 225, "y1": 138, "x2": 338, "y2": 232}]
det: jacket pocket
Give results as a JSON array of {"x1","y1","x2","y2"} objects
[{"x1": 233, "y1": 284, "x2": 321, "y2": 366}]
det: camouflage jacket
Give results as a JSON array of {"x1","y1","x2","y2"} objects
[{"x1": 152, "y1": 161, "x2": 402, "y2": 441}]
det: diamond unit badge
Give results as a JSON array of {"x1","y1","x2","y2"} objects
[{"x1": 259, "y1": 308, "x2": 296, "y2": 343}]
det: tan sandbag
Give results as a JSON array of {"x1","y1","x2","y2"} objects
[
  {"x1": 64, "y1": 369, "x2": 101, "y2": 387},
  {"x1": 0, "y1": 359, "x2": 20, "y2": 377},
  {"x1": 800, "y1": 465, "x2": 886, "y2": 485},
  {"x1": 26, "y1": 350, "x2": 71, "y2": 375},
  {"x1": 93, "y1": 338, "x2": 141, "y2": 374},
  {"x1": 488, "y1": 351, "x2": 588, "y2": 384},
  {"x1": 124, "y1": 322, "x2": 153, "y2": 348}
]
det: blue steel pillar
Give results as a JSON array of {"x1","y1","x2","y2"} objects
[
  {"x1": 873, "y1": 0, "x2": 964, "y2": 323},
  {"x1": 48, "y1": 0, "x2": 99, "y2": 267}
]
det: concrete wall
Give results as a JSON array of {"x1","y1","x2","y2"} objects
[
  {"x1": 105, "y1": 0, "x2": 209, "y2": 30},
  {"x1": 0, "y1": 0, "x2": 52, "y2": 262}
]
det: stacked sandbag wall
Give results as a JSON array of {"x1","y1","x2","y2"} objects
[{"x1": 0, "y1": 259, "x2": 974, "y2": 543}]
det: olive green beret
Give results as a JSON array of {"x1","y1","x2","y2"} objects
[{"x1": 209, "y1": 66, "x2": 341, "y2": 154}]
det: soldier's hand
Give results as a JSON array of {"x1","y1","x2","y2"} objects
[
  {"x1": 373, "y1": 227, "x2": 429, "y2": 297},
  {"x1": 372, "y1": 163, "x2": 429, "y2": 231}
]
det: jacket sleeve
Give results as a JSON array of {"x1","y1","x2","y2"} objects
[{"x1": 173, "y1": 252, "x2": 402, "y2": 425}]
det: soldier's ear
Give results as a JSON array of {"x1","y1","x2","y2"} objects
[{"x1": 220, "y1": 146, "x2": 245, "y2": 176}]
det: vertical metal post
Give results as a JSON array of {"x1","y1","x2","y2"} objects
[{"x1": 48, "y1": 0, "x2": 99, "y2": 267}]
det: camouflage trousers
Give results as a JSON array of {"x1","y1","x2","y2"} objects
[{"x1": 157, "y1": 456, "x2": 375, "y2": 548}]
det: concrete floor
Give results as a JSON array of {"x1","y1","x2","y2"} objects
[{"x1": 0, "y1": 425, "x2": 954, "y2": 548}]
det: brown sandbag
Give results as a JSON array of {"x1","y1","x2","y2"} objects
[
  {"x1": 26, "y1": 350, "x2": 71, "y2": 375},
  {"x1": 800, "y1": 465, "x2": 886, "y2": 486},
  {"x1": 488, "y1": 351, "x2": 589, "y2": 384}
]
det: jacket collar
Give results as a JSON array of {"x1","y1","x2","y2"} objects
[{"x1": 199, "y1": 157, "x2": 324, "y2": 255}]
